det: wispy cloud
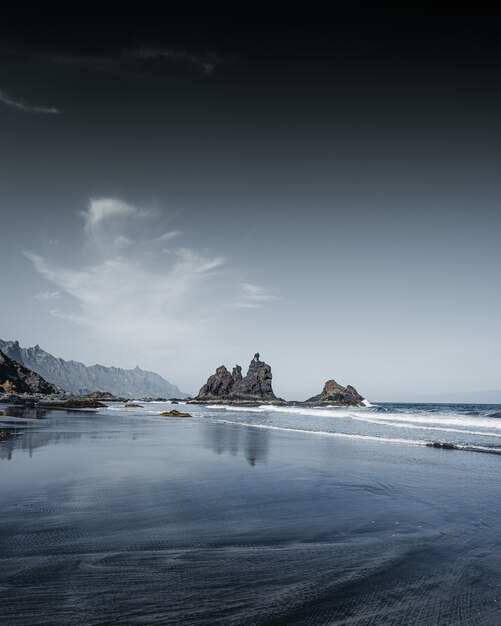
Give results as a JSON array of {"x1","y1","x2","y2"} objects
[
  {"x1": 25, "y1": 198, "x2": 279, "y2": 367},
  {"x1": 24, "y1": 198, "x2": 234, "y2": 352},
  {"x1": 0, "y1": 88, "x2": 60, "y2": 114},
  {"x1": 237, "y1": 282, "x2": 282, "y2": 308},
  {"x1": 125, "y1": 47, "x2": 221, "y2": 75},
  {"x1": 82, "y1": 198, "x2": 144, "y2": 227},
  {"x1": 34, "y1": 290, "x2": 60, "y2": 301},
  {"x1": 46, "y1": 46, "x2": 222, "y2": 78}
]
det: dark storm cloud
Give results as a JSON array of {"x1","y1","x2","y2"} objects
[{"x1": 0, "y1": 88, "x2": 59, "y2": 114}]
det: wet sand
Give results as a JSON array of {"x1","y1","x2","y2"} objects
[{"x1": 1, "y1": 403, "x2": 501, "y2": 624}]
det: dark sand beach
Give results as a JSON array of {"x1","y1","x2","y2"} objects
[{"x1": 1, "y1": 402, "x2": 501, "y2": 624}]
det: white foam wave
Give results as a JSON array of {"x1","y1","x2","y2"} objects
[
  {"x1": 207, "y1": 404, "x2": 501, "y2": 432},
  {"x1": 347, "y1": 416, "x2": 501, "y2": 439},
  {"x1": 213, "y1": 419, "x2": 425, "y2": 448}
]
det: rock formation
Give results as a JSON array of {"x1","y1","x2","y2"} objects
[
  {"x1": 0, "y1": 339, "x2": 187, "y2": 398},
  {"x1": 159, "y1": 409, "x2": 192, "y2": 417},
  {"x1": 305, "y1": 379, "x2": 364, "y2": 406},
  {"x1": 192, "y1": 353, "x2": 279, "y2": 403},
  {"x1": 0, "y1": 350, "x2": 59, "y2": 395}
]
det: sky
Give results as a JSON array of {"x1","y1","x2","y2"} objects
[{"x1": 1, "y1": 8, "x2": 500, "y2": 401}]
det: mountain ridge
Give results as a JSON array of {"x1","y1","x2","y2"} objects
[{"x1": 0, "y1": 339, "x2": 187, "y2": 398}]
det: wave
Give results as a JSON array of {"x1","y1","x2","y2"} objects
[
  {"x1": 207, "y1": 404, "x2": 501, "y2": 432},
  {"x1": 213, "y1": 419, "x2": 501, "y2": 456},
  {"x1": 347, "y1": 416, "x2": 501, "y2": 439},
  {"x1": 213, "y1": 418, "x2": 426, "y2": 447}
]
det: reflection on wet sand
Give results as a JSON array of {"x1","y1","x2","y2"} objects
[
  {"x1": 0, "y1": 404, "x2": 85, "y2": 461},
  {"x1": 0, "y1": 429, "x2": 84, "y2": 461},
  {"x1": 205, "y1": 422, "x2": 270, "y2": 466},
  {"x1": 0, "y1": 406, "x2": 50, "y2": 420}
]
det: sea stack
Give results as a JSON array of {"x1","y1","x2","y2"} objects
[
  {"x1": 191, "y1": 353, "x2": 280, "y2": 404},
  {"x1": 305, "y1": 379, "x2": 364, "y2": 406}
]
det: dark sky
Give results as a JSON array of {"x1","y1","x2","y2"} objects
[{"x1": 1, "y1": 8, "x2": 500, "y2": 400}]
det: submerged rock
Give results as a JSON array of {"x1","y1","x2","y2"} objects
[
  {"x1": 427, "y1": 441, "x2": 457, "y2": 450},
  {"x1": 305, "y1": 379, "x2": 364, "y2": 406},
  {"x1": 124, "y1": 403, "x2": 143, "y2": 408},
  {"x1": 0, "y1": 429, "x2": 15, "y2": 441},
  {"x1": 159, "y1": 409, "x2": 192, "y2": 417},
  {"x1": 192, "y1": 353, "x2": 279, "y2": 404}
]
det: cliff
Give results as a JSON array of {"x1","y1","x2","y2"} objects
[{"x1": 0, "y1": 350, "x2": 59, "y2": 395}]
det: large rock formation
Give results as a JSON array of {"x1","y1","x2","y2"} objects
[
  {"x1": 0, "y1": 350, "x2": 59, "y2": 395},
  {"x1": 192, "y1": 353, "x2": 279, "y2": 404},
  {"x1": 305, "y1": 379, "x2": 364, "y2": 406},
  {"x1": 0, "y1": 340, "x2": 187, "y2": 398}
]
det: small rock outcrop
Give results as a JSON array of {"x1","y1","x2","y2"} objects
[
  {"x1": 305, "y1": 379, "x2": 364, "y2": 406},
  {"x1": 82, "y1": 391, "x2": 127, "y2": 402},
  {"x1": 426, "y1": 441, "x2": 457, "y2": 450},
  {"x1": 38, "y1": 398, "x2": 106, "y2": 409},
  {"x1": 192, "y1": 353, "x2": 279, "y2": 404},
  {"x1": 0, "y1": 350, "x2": 59, "y2": 395},
  {"x1": 159, "y1": 409, "x2": 192, "y2": 417}
]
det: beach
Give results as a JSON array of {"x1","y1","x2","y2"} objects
[{"x1": 1, "y1": 401, "x2": 501, "y2": 624}]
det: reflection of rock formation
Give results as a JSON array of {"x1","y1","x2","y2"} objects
[
  {"x1": 244, "y1": 427, "x2": 270, "y2": 467},
  {"x1": 0, "y1": 429, "x2": 84, "y2": 461},
  {"x1": 205, "y1": 423, "x2": 270, "y2": 466},
  {"x1": 1, "y1": 406, "x2": 49, "y2": 420},
  {"x1": 0, "y1": 406, "x2": 83, "y2": 460}
]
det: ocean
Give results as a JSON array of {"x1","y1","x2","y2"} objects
[{"x1": 1, "y1": 400, "x2": 501, "y2": 624}]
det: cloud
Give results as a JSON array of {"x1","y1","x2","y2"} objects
[
  {"x1": 237, "y1": 282, "x2": 282, "y2": 308},
  {"x1": 24, "y1": 199, "x2": 236, "y2": 353},
  {"x1": 45, "y1": 46, "x2": 222, "y2": 78},
  {"x1": 25, "y1": 198, "x2": 280, "y2": 369},
  {"x1": 0, "y1": 88, "x2": 60, "y2": 114},
  {"x1": 125, "y1": 47, "x2": 221, "y2": 75},
  {"x1": 82, "y1": 198, "x2": 141, "y2": 227},
  {"x1": 34, "y1": 290, "x2": 60, "y2": 301}
]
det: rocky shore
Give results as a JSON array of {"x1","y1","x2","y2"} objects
[{"x1": 0, "y1": 393, "x2": 107, "y2": 409}]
